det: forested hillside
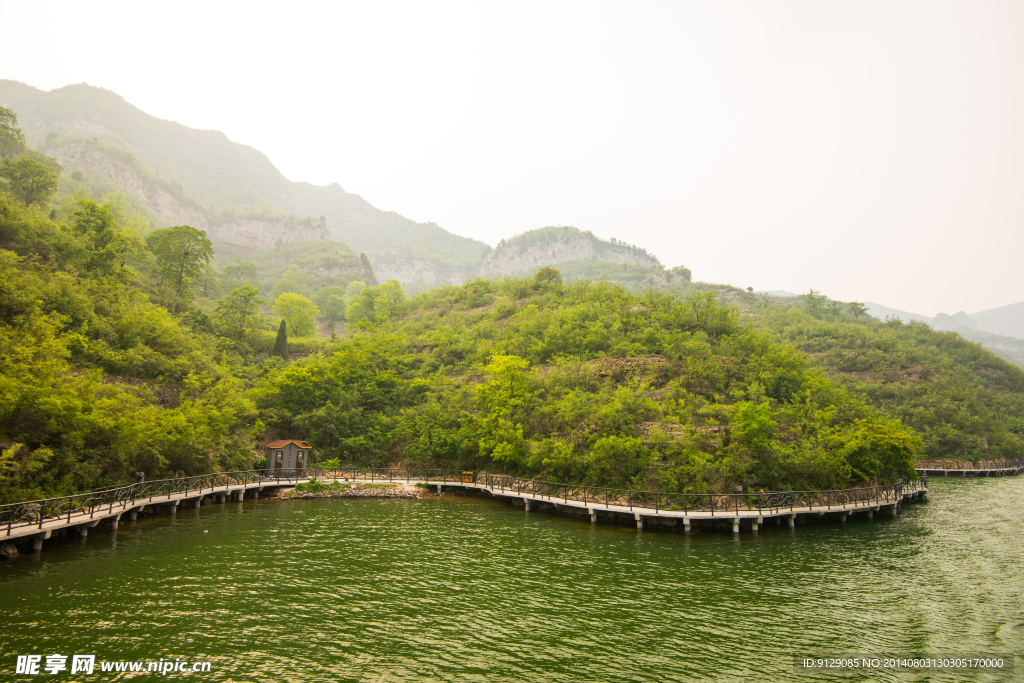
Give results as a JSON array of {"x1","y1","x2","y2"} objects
[
  {"x1": 745, "y1": 293, "x2": 1024, "y2": 462},
  {"x1": 3, "y1": 104, "x2": 1021, "y2": 507}
]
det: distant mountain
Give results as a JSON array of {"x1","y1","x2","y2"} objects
[
  {"x1": 863, "y1": 302, "x2": 1024, "y2": 368},
  {"x1": 0, "y1": 80, "x2": 489, "y2": 281},
  {"x1": 867, "y1": 301, "x2": 1024, "y2": 342},
  {"x1": 1, "y1": 80, "x2": 698, "y2": 293},
  {"x1": 864, "y1": 303, "x2": 933, "y2": 324},
  {"x1": 931, "y1": 311, "x2": 980, "y2": 333},
  {"x1": 968, "y1": 301, "x2": 1024, "y2": 341},
  {"x1": 477, "y1": 226, "x2": 690, "y2": 289}
]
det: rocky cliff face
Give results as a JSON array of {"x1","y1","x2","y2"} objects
[
  {"x1": 205, "y1": 218, "x2": 327, "y2": 252},
  {"x1": 373, "y1": 229, "x2": 670, "y2": 289},
  {"x1": 48, "y1": 142, "x2": 208, "y2": 228},
  {"x1": 373, "y1": 260, "x2": 470, "y2": 288},
  {"x1": 478, "y1": 230, "x2": 660, "y2": 278},
  {"x1": 48, "y1": 141, "x2": 328, "y2": 254}
]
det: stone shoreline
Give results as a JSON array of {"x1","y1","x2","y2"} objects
[{"x1": 276, "y1": 483, "x2": 429, "y2": 500}]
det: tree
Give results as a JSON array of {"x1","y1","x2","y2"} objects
[
  {"x1": 733, "y1": 401, "x2": 776, "y2": 454},
  {"x1": 346, "y1": 285, "x2": 377, "y2": 323},
  {"x1": 847, "y1": 301, "x2": 868, "y2": 319},
  {"x1": 198, "y1": 263, "x2": 223, "y2": 298},
  {"x1": 273, "y1": 292, "x2": 319, "y2": 336},
  {"x1": 102, "y1": 192, "x2": 151, "y2": 234},
  {"x1": 801, "y1": 289, "x2": 829, "y2": 319},
  {"x1": 374, "y1": 280, "x2": 406, "y2": 321},
  {"x1": 268, "y1": 264, "x2": 310, "y2": 300},
  {"x1": 685, "y1": 292, "x2": 737, "y2": 336},
  {"x1": 222, "y1": 260, "x2": 258, "y2": 282},
  {"x1": 111, "y1": 229, "x2": 146, "y2": 269},
  {"x1": 215, "y1": 285, "x2": 265, "y2": 339},
  {"x1": 71, "y1": 200, "x2": 118, "y2": 274},
  {"x1": 359, "y1": 253, "x2": 379, "y2": 286},
  {"x1": 843, "y1": 418, "x2": 919, "y2": 483},
  {"x1": 535, "y1": 267, "x2": 562, "y2": 284},
  {"x1": 0, "y1": 157, "x2": 59, "y2": 206},
  {"x1": 148, "y1": 225, "x2": 214, "y2": 309},
  {"x1": 670, "y1": 265, "x2": 692, "y2": 281},
  {"x1": 476, "y1": 353, "x2": 530, "y2": 464},
  {"x1": 345, "y1": 280, "x2": 367, "y2": 303},
  {"x1": 273, "y1": 319, "x2": 288, "y2": 358},
  {"x1": 314, "y1": 286, "x2": 346, "y2": 330},
  {"x1": 0, "y1": 107, "x2": 25, "y2": 159},
  {"x1": 478, "y1": 353, "x2": 530, "y2": 412}
]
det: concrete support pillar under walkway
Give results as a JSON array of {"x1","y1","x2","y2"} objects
[
  {"x1": 193, "y1": 498, "x2": 202, "y2": 509},
  {"x1": 683, "y1": 517, "x2": 691, "y2": 533},
  {"x1": 751, "y1": 516, "x2": 761, "y2": 532},
  {"x1": 78, "y1": 526, "x2": 88, "y2": 539},
  {"x1": 788, "y1": 514, "x2": 796, "y2": 529},
  {"x1": 732, "y1": 516, "x2": 740, "y2": 534},
  {"x1": 127, "y1": 509, "x2": 138, "y2": 521},
  {"x1": 109, "y1": 515, "x2": 120, "y2": 532},
  {"x1": 31, "y1": 530, "x2": 50, "y2": 552},
  {"x1": 167, "y1": 501, "x2": 178, "y2": 515},
  {"x1": 635, "y1": 513, "x2": 644, "y2": 530},
  {"x1": 523, "y1": 498, "x2": 532, "y2": 512},
  {"x1": 436, "y1": 484, "x2": 442, "y2": 496},
  {"x1": 590, "y1": 509, "x2": 598, "y2": 524},
  {"x1": 234, "y1": 490, "x2": 245, "y2": 502}
]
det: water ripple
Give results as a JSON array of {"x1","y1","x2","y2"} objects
[{"x1": 0, "y1": 481, "x2": 1021, "y2": 682}]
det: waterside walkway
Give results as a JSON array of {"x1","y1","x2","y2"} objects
[
  {"x1": 915, "y1": 459, "x2": 1023, "y2": 477},
  {"x1": 1, "y1": 469, "x2": 928, "y2": 551}
]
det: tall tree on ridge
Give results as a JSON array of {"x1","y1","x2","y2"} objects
[
  {"x1": 273, "y1": 319, "x2": 288, "y2": 359},
  {"x1": 148, "y1": 225, "x2": 214, "y2": 311}
]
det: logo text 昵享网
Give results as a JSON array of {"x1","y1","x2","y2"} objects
[{"x1": 15, "y1": 654, "x2": 211, "y2": 675}]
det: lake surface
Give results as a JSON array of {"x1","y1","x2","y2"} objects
[{"x1": 1, "y1": 477, "x2": 1021, "y2": 682}]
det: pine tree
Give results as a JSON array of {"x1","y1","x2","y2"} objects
[{"x1": 273, "y1": 319, "x2": 288, "y2": 359}]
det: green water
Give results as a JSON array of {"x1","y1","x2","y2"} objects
[{"x1": 1, "y1": 478, "x2": 1021, "y2": 682}]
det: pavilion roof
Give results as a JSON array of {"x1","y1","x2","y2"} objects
[{"x1": 265, "y1": 440, "x2": 312, "y2": 449}]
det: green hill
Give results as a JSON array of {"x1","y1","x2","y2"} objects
[
  {"x1": 864, "y1": 302, "x2": 1024, "y2": 368},
  {"x1": 468, "y1": 225, "x2": 692, "y2": 292},
  {"x1": 738, "y1": 289, "x2": 1024, "y2": 461},
  {"x1": 1, "y1": 185, "x2": 926, "y2": 502}
]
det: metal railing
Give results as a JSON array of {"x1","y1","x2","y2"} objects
[
  {"x1": 1, "y1": 470, "x2": 274, "y2": 537},
  {"x1": 471, "y1": 472, "x2": 918, "y2": 516},
  {"x1": 2, "y1": 466, "x2": 925, "y2": 536},
  {"x1": 303, "y1": 467, "x2": 921, "y2": 514}
]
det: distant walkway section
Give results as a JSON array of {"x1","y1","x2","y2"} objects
[
  {"x1": 1, "y1": 468, "x2": 928, "y2": 552},
  {"x1": 915, "y1": 459, "x2": 1023, "y2": 477}
]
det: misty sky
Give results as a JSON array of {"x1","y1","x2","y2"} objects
[{"x1": 2, "y1": 1, "x2": 1022, "y2": 315}]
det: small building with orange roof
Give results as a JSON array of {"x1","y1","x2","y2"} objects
[{"x1": 265, "y1": 439, "x2": 312, "y2": 476}]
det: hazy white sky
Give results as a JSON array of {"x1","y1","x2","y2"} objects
[{"x1": 2, "y1": 1, "x2": 1022, "y2": 315}]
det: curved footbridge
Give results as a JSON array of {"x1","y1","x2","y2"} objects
[
  {"x1": 2, "y1": 469, "x2": 929, "y2": 552},
  {"x1": 443, "y1": 474, "x2": 927, "y2": 533},
  {"x1": 1, "y1": 471, "x2": 292, "y2": 551},
  {"x1": 356, "y1": 471, "x2": 927, "y2": 533}
]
